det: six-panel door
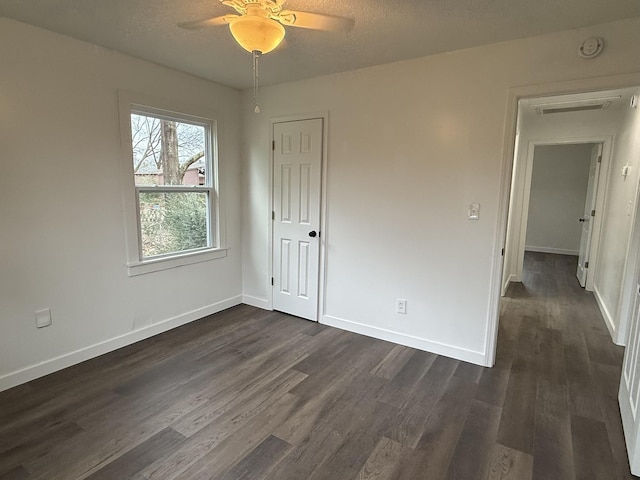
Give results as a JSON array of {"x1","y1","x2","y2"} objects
[{"x1": 272, "y1": 118, "x2": 323, "y2": 321}]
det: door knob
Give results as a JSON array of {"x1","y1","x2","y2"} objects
[
  {"x1": 579, "y1": 218, "x2": 586, "y2": 222},
  {"x1": 308, "y1": 231, "x2": 317, "y2": 238}
]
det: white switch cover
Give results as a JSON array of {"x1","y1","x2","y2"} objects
[
  {"x1": 468, "y1": 203, "x2": 480, "y2": 220},
  {"x1": 622, "y1": 165, "x2": 630, "y2": 178},
  {"x1": 35, "y1": 308, "x2": 52, "y2": 328}
]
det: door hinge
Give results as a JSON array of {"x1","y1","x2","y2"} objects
[
  {"x1": 271, "y1": 277, "x2": 274, "y2": 286},
  {"x1": 501, "y1": 248, "x2": 505, "y2": 257},
  {"x1": 585, "y1": 261, "x2": 589, "y2": 269},
  {"x1": 272, "y1": 210, "x2": 275, "y2": 221},
  {"x1": 591, "y1": 209, "x2": 596, "y2": 216},
  {"x1": 597, "y1": 155, "x2": 602, "y2": 163},
  {"x1": 272, "y1": 140, "x2": 275, "y2": 151}
]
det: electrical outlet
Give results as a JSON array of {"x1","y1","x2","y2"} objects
[
  {"x1": 35, "y1": 308, "x2": 52, "y2": 328},
  {"x1": 396, "y1": 299, "x2": 407, "y2": 314}
]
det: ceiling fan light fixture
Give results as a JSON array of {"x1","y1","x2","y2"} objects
[{"x1": 229, "y1": 16, "x2": 285, "y2": 54}]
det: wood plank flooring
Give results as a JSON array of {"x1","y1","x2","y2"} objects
[{"x1": 0, "y1": 252, "x2": 634, "y2": 479}]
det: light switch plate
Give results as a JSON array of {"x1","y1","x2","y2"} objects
[
  {"x1": 622, "y1": 165, "x2": 630, "y2": 178},
  {"x1": 468, "y1": 203, "x2": 480, "y2": 220}
]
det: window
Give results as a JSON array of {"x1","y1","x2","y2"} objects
[{"x1": 119, "y1": 93, "x2": 226, "y2": 275}]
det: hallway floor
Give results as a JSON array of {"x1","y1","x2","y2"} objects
[{"x1": 495, "y1": 251, "x2": 632, "y2": 479}]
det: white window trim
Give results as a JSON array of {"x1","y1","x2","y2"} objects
[{"x1": 118, "y1": 91, "x2": 227, "y2": 276}]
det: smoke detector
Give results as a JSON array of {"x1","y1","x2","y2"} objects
[{"x1": 579, "y1": 37, "x2": 604, "y2": 59}]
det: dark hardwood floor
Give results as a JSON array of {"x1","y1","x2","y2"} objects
[{"x1": 0, "y1": 252, "x2": 634, "y2": 479}]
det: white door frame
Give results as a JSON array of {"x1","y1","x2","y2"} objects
[
  {"x1": 268, "y1": 111, "x2": 330, "y2": 321},
  {"x1": 511, "y1": 136, "x2": 612, "y2": 292},
  {"x1": 485, "y1": 72, "x2": 640, "y2": 366},
  {"x1": 619, "y1": 182, "x2": 640, "y2": 346}
]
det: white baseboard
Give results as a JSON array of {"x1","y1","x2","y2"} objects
[
  {"x1": 593, "y1": 285, "x2": 618, "y2": 343},
  {"x1": 321, "y1": 314, "x2": 488, "y2": 366},
  {"x1": 525, "y1": 246, "x2": 579, "y2": 256},
  {"x1": 0, "y1": 295, "x2": 243, "y2": 393},
  {"x1": 242, "y1": 294, "x2": 271, "y2": 310},
  {"x1": 502, "y1": 273, "x2": 516, "y2": 297}
]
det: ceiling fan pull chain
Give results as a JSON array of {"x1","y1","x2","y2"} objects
[{"x1": 253, "y1": 50, "x2": 261, "y2": 114}]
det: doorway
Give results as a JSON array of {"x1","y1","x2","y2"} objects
[
  {"x1": 496, "y1": 85, "x2": 640, "y2": 475},
  {"x1": 271, "y1": 117, "x2": 324, "y2": 321},
  {"x1": 507, "y1": 140, "x2": 606, "y2": 292},
  {"x1": 500, "y1": 86, "x2": 640, "y2": 347},
  {"x1": 500, "y1": 90, "x2": 629, "y2": 297}
]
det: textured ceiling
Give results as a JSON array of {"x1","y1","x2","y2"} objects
[{"x1": 1, "y1": 0, "x2": 639, "y2": 90}]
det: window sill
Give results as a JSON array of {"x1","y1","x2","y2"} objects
[{"x1": 127, "y1": 248, "x2": 227, "y2": 276}]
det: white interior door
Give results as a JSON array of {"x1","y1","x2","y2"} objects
[
  {"x1": 272, "y1": 118, "x2": 323, "y2": 321},
  {"x1": 620, "y1": 279, "x2": 640, "y2": 475},
  {"x1": 576, "y1": 143, "x2": 602, "y2": 287}
]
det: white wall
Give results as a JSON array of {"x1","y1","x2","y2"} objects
[
  {"x1": 242, "y1": 17, "x2": 640, "y2": 366},
  {"x1": 525, "y1": 144, "x2": 592, "y2": 255},
  {"x1": 0, "y1": 18, "x2": 243, "y2": 390},
  {"x1": 594, "y1": 88, "x2": 640, "y2": 342},
  {"x1": 2, "y1": 16, "x2": 639, "y2": 388}
]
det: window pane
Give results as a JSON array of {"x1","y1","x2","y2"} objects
[
  {"x1": 139, "y1": 191, "x2": 209, "y2": 258},
  {"x1": 131, "y1": 114, "x2": 207, "y2": 187}
]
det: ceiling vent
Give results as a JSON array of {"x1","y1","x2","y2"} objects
[
  {"x1": 531, "y1": 95, "x2": 621, "y2": 115},
  {"x1": 538, "y1": 103, "x2": 610, "y2": 115}
]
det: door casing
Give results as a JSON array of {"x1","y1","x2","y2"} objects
[
  {"x1": 509, "y1": 137, "x2": 612, "y2": 292},
  {"x1": 268, "y1": 112, "x2": 330, "y2": 322},
  {"x1": 487, "y1": 72, "x2": 640, "y2": 366}
]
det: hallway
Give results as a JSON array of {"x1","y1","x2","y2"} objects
[{"x1": 496, "y1": 251, "x2": 632, "y2": 479}]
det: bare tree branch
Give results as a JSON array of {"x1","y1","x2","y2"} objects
[
  {"x1": 132, "y1": 115, "x2": 162, "y2": 173},
  {"x1": 179, "y1": 151, "x2": 205, "y2": 176},
  {"x1": 131, "y1": 114, "x2": 206, "y2": 183}
]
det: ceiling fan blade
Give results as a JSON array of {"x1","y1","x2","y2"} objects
[
  {"x1": 279, "y1": 10, "x2": 354, "y2": 32},
  {"x1": 178, "y1": 14, "x2": 238, "y2": 29},
  {"x1": 221, "y1": 0, "x2": 248, "y2": 15}
]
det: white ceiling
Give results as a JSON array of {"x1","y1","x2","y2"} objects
[{"x1": 1, "y1": 0, "x2": 639, "y2": 90}]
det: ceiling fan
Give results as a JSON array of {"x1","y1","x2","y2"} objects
[
  {"x1": 179, "y1": 0, "x2": 354, "y2": 54},
  {"x1": 180, "y1": 1, "x2": 353, "y2": 113}
]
